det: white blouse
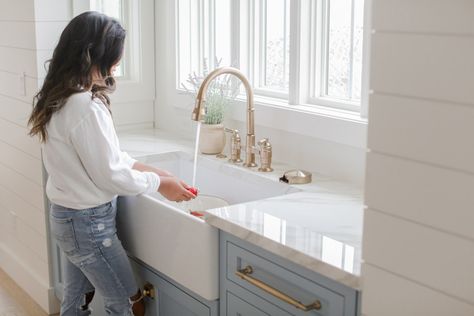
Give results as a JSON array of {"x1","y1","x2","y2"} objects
[{"x1": 42, "y1": 91, "x2": 160, "y2": 209}]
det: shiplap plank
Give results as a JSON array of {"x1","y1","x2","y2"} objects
[
  {"x1": 362, "y1": 264, "x2": 474, "y2": 316},
  {"x1": 373, "y1": 0, "x2": 474, "y2": 34},
  {"x1": 363, "y1": 209, "x2": 474, "y2": 304},
  {"x1": 0, "y1": 185, "x2": 45, "y2": 235},
  {"x1": 371, "y1": 33, "x2": 474, "y2": 105},
  {"x1": 0, "y1": 70, "x2": 40, "y2": 104},
  {"x1": 0, "y1": 140, "x2": 42, "y2": 185},
  {"x1": 15, "y1": 216, "x2": 48, "y2": 262},
  {"x1": 0, "y1": 21, "x2": 36, "y2": 49},
  {"x1": 368, "y1": 93, "x2": 474, "y2": 173},
  {"x1": 0, "y1": 0, "x2": 35, "y2": 21},
  {"x1": 0, "y1": 46, "x2": 38, "y2": 77},
  {"x1": 0, "y1": 94, "x2": 32, "y2": 125},
  {"x1": 0, "y1": 118, "x2": 41, "y2": 159},
  {"x1": 365, "y1": 152, "x2": 474, "y2": 240},
  {"x1": 0, "y1": 163, "x2": 43, "y2": 209}
]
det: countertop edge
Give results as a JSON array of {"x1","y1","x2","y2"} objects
[{"x1": 204, "y1": 212, "x2": 361, "y2": 290}]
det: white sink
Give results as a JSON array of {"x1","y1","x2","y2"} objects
[{"x1": 116, "y1": 151, "x2": 299, "y2": 300}]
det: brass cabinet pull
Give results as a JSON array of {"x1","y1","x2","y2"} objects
[
  {"x1": 143, "y1": 282, "x2": 156, "y2": 299},
  {"x1": 235, "y1": 266, "x2": 322, "y2": 312}
]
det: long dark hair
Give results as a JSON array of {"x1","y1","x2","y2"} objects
[{"x1": 28, "y1": 11, "x2": 126, "y2": 142}]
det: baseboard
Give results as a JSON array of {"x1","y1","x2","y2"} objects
[{"x1": 0, "y1": 244, "x2": 60, "y2": 314}]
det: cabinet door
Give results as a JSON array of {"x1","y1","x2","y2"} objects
[
  {"x1": 129, "y1": 257, "x2": 212, "y2": 316},
  {"x1": 157, "y1": 278, "x2": 209, "y2": 316},
  {"x1": 129, "y1": 258, "x2": 160, "y2": 315},
  {"x1": 225, "y1": 287, "x2": 294, "y2": 316},
  {"x1": 227, "y1": 292, "x2": 270, "y2": 316}
]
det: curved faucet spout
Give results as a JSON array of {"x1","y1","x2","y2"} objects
[{"x1": 191, "y1": 67, "x2": 257, "y2": 167}]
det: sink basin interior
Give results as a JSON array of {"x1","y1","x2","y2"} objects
[{"x1": 144, "y1": 151, "x2": 299, "y2": 207}]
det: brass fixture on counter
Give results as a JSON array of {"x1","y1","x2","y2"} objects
[
  {"x1": 256, "y1": 138, "x2": 273, "y2": 172},
  {"x1": 235, "y1": 265, "x2": 322, "y2": 311},
  {"x1": 225, "y1": 128, "x2": 243, "y2": 163},
  {"x1": 279, "y1": 170, "x2": 312, "y2": 184},
  {"x1": 191, "y1": 67, "x2": 259, "y2": 168}
]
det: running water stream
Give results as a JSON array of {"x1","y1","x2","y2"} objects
[{"x1": 192, "y1": 122, "x2": 202, "y2": 188}]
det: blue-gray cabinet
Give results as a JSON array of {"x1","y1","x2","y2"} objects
[
  {"x1": 219, "y1": 232, "x2": 360, "y2": 316},
  {"x1": 51, "y1": 242, "x2": 218, "y2": 315},
  {"x1": 129, "y1": 256, "x2": 218, "y2": 316}
]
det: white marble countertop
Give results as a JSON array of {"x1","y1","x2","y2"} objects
[{"x1": 118, "y1": 127, "x2": 364, "y2": 290}]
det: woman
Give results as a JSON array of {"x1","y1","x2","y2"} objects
[{"x1": 28, "y1": 11, "x2": 195, "y2": 315}]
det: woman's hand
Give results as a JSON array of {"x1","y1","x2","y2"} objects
[{"x1": 158, "y1": 177, "x2": 196, "y2": 202}]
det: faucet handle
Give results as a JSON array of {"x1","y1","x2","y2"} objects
[
  {"x1": 225, "y1": 127, "x2": 237, "y2": 134},
  {"x1": 225, "y1": 128, "x2": 243, "y2": 163},
  {"x1": 257, "y1": 138, "x2": 273, "y2": 172}
]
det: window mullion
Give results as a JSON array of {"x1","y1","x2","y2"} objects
[
  {"x1": 209, "y1": 0, "x2": 215, "y2": 69},
  {"x1": 230, "y1": 0, "x2": 240, "y2": 68},
  {"x1": 289, "y1": 0, "x2": 310, "y2": 105},
  {"x1": 288, "y1": 0, "x2": 299, "y2": 105},
  {"x1": 321, "y1": 0, "x2": 330, "y2": 97},
  {"x1": 348, "y1": 0, "x2": 356, "y2": 99},
  {"x1": 360, "y1": 0, "x2": 372, "y2": 119},
  {"x1": 258, "y1": 0, "x2": 266, "y2": 88},
  {"x1": 249, "y1": 0, "x2": 256, "y2": 85}
]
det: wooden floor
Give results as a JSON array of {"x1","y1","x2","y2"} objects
[{"x1": 0, "y1": 268, "x2": 52, "y2": 316}]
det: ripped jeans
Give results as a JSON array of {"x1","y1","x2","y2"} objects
[{"x1": 50, "y1": 198, "x2": 139, "y2": 315}]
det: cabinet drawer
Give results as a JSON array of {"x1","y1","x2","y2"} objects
[
  {"x1": 226, "y1": 284, "x2": 293, "y2": 316},
  {"x1": 226, "y1": 241, "x2": 345, "y2": 316}
]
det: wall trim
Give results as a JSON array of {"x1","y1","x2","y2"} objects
[{"x1": 0, "y1": 244, "x2": 60, "y2": 314}]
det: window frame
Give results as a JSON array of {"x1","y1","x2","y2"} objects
[
  {"x1": 175, "y1": 0, "x2": 367, "y2": 114},
  {"x1": 166, "y1": 0, "x2": 369, "y2": 150},
  {"x1": 307, "y1": 0, "x2": 363, "y2": 112},
  {"x1": 72, "y1": 0, "x2": 155, "y2": 105}
]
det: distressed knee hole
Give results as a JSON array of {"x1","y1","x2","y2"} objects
[
  {"x1": 97, "y1": 223, "x2": 105, "y2": 231},
  {"x1": 102, "y1": 238, "x2": 112, "y2": 247},
  {"x1": 81, "y1": 290, "x2": 95, "y2": 311}
]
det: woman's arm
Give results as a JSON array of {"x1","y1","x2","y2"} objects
[{"x1": 131, "y1": 161, "x2": 174, "y2": 177}]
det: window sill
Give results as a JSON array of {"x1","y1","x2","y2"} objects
[{"x1": 174, "y1": 89, "x2": 367, "y2": 149}]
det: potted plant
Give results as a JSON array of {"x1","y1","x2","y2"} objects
[{"x1": 183, "y1": 59, "x2": 239, "y2": 154}]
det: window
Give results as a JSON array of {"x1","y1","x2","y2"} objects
[
  {"x1": 252, "y1": 0, "x2": 291, "y2": 95},
  {"x1": 176, "y1": 0, "x2": 232, "y2": 90},
  {"x1": 311, "y1": 0, "x2": 365, "y2": 110},
  {"x1": 90, "y1": 0, "x2": 127, "y2": 78},
  {"x1": 73, "y1": 0, "x2": 155, "y2": 104},
  {"x1": 175, "y1": 0, "x2": 365, "y2": 112}
]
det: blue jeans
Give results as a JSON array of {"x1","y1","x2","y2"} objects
[{"x1": 50, "y1": 198, "x2": 138, "y2": 315}]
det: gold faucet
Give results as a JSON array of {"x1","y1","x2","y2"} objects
[{"x1": 191, "y1": 67, "x2": 257, "y2": 167}]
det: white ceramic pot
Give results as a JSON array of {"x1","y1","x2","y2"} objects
[{"x1": 199, "y1": 123, "x2": 226, "y2": 154}]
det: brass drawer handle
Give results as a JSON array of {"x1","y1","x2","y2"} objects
[{"x1": 235, "y1": 266, "x2": 322, "y2": 311}]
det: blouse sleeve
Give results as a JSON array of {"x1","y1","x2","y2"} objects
[
  {"x1": 120, "y1": 150, "x2": 138, "y2": 168},
  {"x1": 70, "y1": 108, "x2": 160, "y2": 196}
]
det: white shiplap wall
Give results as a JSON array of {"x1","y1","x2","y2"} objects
[
  {"x1": 362, "y1": 0, "x2": 474, "y2": 315},
  {"x1": 0, "y1": 0, "x2": 155, "y2": 313},
  {"x1": 0, "y1": 0, "x2": 67, "y2": 313}
]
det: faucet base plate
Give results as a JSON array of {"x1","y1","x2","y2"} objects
[{"x1": 243, "y1": 162, "x2": 257, "y2": 168}]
